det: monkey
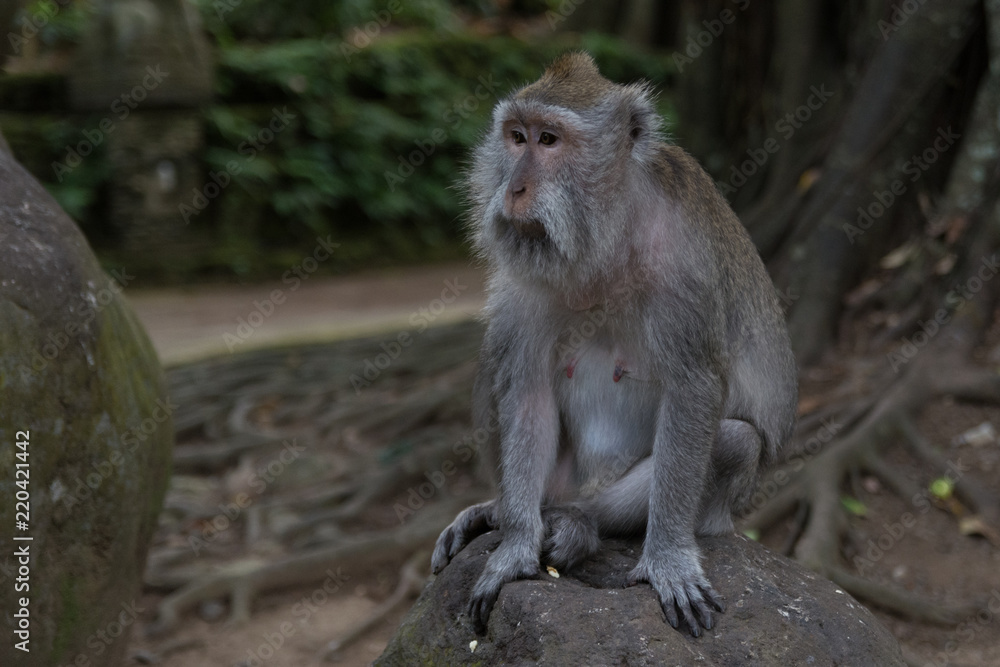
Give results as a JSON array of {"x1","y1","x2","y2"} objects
[{"x1": 431, "y1": 52, "x2": 798, "y2": 637}]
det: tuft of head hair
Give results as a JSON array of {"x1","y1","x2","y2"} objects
[
  {"x1": 515, "y1": 52, "x2": 616, "y2": 109},
  {"x1": 512, "y1": 52, "x2": 664, "y2": 164}
]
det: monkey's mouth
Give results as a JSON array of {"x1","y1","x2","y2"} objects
[{"x1": 510, "y1": 218, "x2": 547, "y2": 241}]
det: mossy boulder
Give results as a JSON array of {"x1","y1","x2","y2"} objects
[{"x1": 0, "y1": 137, "x2": 172, "y2": 666}]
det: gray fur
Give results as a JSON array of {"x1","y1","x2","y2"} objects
[{"x1": 431, "y1": 53, "x2": 798, "y2": 637}]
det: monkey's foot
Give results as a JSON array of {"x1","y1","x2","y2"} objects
[
  {"x1": 432, "y1": 500, "x2": 497, "y2": 574},
  {"x1": 541, "y1": 505, "x2": 600, "y2": 570},
  {"x1": 625, "y1": 553, "x2": 726, "y2": 637},
  {"x1": 468, "y1": 541, "x2": 541, "y2": 634}
]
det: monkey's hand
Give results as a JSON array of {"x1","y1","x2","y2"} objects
[
  {"x1": 431, "y1": 500, "x2": 497, "y2": 574},
  {"x1": 625, "y1": 550, "x2": 726, "y2": 637},
  {"x1": 468, "y1": 538, "x2": 541, "y2": 634}
]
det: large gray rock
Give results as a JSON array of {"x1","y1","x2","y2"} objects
[
  {"x1": 378, "y1": 532, "x2": 905, "y2": 666},
  {"x1": 0, "y1": 138, "x2": 173, "y2": 665}
]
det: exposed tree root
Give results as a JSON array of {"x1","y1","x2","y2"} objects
[
  {"x1": 744, "y1": 331, "x2": 1000, "y2": 624},
  {"x1": 148, "y1": 497, "x2": 471, "y2": 637},
  {"x1": 319, "y1": 549, "x2": 429, "y2": 661},
  {"x1": 145, "y1": 303, "x2": 1000, "y2": 651}
]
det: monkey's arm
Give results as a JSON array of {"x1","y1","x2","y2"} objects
[
  {"x1": 431, "y1": 362, "x2": 501, "y2": 573},
  {"x1": 467, "y1": 340, "x2": 560, "y2": 632}
]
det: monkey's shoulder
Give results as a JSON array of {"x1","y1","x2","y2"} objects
[{"x1": 650, "y1": 144, "x2": 715, "y2": 194}]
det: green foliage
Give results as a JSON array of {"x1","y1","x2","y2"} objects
[
  {"x1": 15, "y1": 0, "x2": 92, "y2": 47},
  {"x1": 194, "y1": 0, "x2": 458, "y2": 44},
  {"x1": 840, "y1": 496, "x2": 868, "y2": 517},
  {"x1": 0, "y1": 113, "x2": 112, "y2": 242},
  {"x1": 929, "y1": 477, "x2": 954, "y2": 500},
  {"x1": 198, "y1": 31, "x2": 676, "y2": 275},
  {"x1": 4, "y1": 1, "x2": 678, "y2": 281}
]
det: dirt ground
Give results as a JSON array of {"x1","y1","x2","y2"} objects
[
  {"x1": 125, "y1": 261, "x2": 486, "y2": 368},
  {"x1": 122, "y1": 263, "x2": 1000, "y2": 667},
  {"x1": 123, "y1": 262, "x2": 484, "y2": 667},
  {"x1": 761, "y1": 394, "x2": 1000, "y2": 667}
]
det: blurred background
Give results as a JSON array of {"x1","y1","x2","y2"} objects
[
  {"x1": 3, "y1": 0, "x2": 1000, "y2": 665},
  {"x1": 1, "y1": 0, "x2": 681, "y2": 284}
]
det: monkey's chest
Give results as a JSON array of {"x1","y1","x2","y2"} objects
[{"x1": 554, "y1": 342, "x2": 660, "y2": 472}]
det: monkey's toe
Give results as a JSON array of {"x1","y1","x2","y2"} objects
[
  {"x1": 467, "y1": 582, "x2": 502, "y2": 635},
  {"x1": 430, "y1": 530, "x2": 454, "y2": 574},
  {"x1": 432, "y1": 501, "x2": 498, "y2": 574},
  {"x1": 626, "y1": 560, "x2": 725, "y2": 636},
  {"x1": 541, "y1": 505, "x2": 600, "y2": 570}
]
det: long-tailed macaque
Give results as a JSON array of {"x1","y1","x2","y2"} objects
[{"x1": 431, "y1": 53, "x2": 798, "y2": 636}]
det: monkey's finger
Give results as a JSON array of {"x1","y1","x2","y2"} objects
[
  {"x1": 658, "y1": 594, "x2": 680, "y2": 629},
  {"x1": 447, "y1": 533, "x2": 467, "y2": 560},
  {"x1": 691, "y1": 599, "x2": 715, "y2": 631},
  {"x1": 686, "y1": 583, "x2": 716, "y2": 630},
  {"x1": 699, "y1": 584, "x2": 726, "y2": 613},
  {"x1": 675, "y1": 595, "x2": 701, "y2": 637},
  {"x1": 431, "y1": 532, "x2": 454, "y2": 573},
  {"x1": 468, "y1": 589, "x2": 498, "y2": 635}
]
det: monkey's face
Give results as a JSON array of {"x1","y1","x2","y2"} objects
[
  {"x1": 468, "y1": 102, "x2": 598, "y2": 282},
  {"x1": 466, "y1": 54, "x2": 663, "y2": 291}
]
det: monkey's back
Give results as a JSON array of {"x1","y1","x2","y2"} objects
[{"x1": 654, "y1": 144, "x2": 798, "y2": 466}]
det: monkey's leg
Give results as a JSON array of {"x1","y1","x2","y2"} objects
[
  {"x1": 586, "y1": 458, "x2": 653, "y2": 536},
  {"x1": 697, "y1": 419, "x2": 764, "y2": 537},
  {"x1": 583, "y1": 419, "x2": 764, "y2": 538},
  {"x1": 625, "y1": 384, "x2": 727, "y2": 637},
  {"x1": 431, "y1": 500, "x2": 497, "y2": 574},
  {"x1": 540, "y1": 504, "x2": 601, "y2": 571},
  {"x1": 538, "y1": 457, "x2": 654, "y2": 570}
]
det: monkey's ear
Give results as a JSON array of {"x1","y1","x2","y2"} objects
[{"x1": 624, "y1": 83, "x2": 662, "y2": 160}]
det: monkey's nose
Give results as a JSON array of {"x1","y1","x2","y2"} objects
[{"x1": 508, "y1": 182, "x2": 527, "y2": 203}]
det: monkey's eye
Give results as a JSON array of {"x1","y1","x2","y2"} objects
[
  {"x1": 539, "y1": 132, "x2": 558, "y2": 146},
  {"x1": 511, "y1": 130, "x2": 527, "y2": 144}
]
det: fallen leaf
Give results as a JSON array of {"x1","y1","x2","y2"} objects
[
  {"x1": 958, "y1": 516, "x2": 1000, "y2": 547},
  {"x1": 841, "y1": 496, "x2": 867, "y2": 517},
  {"x1": 880, "y1": 242, "x2": 918, "y2": 270}
]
